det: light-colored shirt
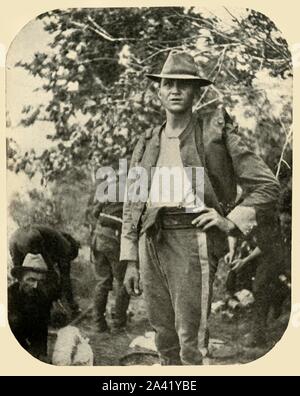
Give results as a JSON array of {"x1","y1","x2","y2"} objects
[{"x1": 147, "y1": 125, "x2": 200, "y2": 208}]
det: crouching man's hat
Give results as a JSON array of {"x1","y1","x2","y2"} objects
[
  {"x1": 146, "y1": 50, "x2": 212, "y2": 86},
  {"x1": 11, "y1": 253, "x2": 48, "y2": 278}
]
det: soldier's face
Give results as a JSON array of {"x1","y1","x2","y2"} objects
[
  {"x1": 159, "y1": 79, "x2": 196, "y2": 114},
  {"x1": 20, "y1": 271, "x2": 45, "y2": 296}
]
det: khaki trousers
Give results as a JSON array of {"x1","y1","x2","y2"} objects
[{"x1": 139, "y1": 228, "x2": 218, "y2": 365}]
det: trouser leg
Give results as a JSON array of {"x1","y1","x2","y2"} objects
[
  {"x1": 93, "y1": 251, "x2": 112, "y2": 330},
  {"x1": 114, "y1": 283, "x2": 130, "y2": 327},
  {"x1": 139, "y1": 229, "x2": 215, "y2": 365},
  {"x1": 252, "y1": 255, "x2": 277, "y2": 344},
  {"x1": 112, "y1": 260, "x2": 130, "y2": 328},
  {"x1": 139, "y1": 233, "x2": 182, "y2": 365},
  {"x1": 105, "y1": 246, "x2": 130, "y2": 328},
  {"x1": 160, "y1": 230, "x2": 213, "y2": 365}
]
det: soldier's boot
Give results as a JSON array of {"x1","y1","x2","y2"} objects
[
  {"x1": 112, "y1": 285, "x2": 130, "y2": 330},
  {"x1": 94, "y1": 286, "x2": 110, "y2": 333},
  {"x1": 159, "y1": 349, "x2": 182, "y2": 366},
  {"x1": 199, "y1": 327, "x2": 210, "y2": 357}
]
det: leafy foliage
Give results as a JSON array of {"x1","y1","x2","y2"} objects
[
  {"x1": 9, "y1": 7, "x2": 292, "y2": 184},
  {"x1": 7, "y1": 9, "x2": 292, "y2": 339},
  {"x1": 8, "y1": 7, "x2": 292, "y2": 259},
  {"x1": 8, "y1": 179, "x2": 91, "y2": 244}
]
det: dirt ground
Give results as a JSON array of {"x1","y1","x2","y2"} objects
[
  {"x1": 49, "y1": 246, "x2": 290, "y2": 366},
  {"x1": 73, "y1": 295, "x2": 289, "y2": 366}
]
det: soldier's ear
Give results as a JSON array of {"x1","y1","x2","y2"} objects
[
  {"x1": 193, "y1": 94, "x2": 199, "y2": 106},
  {"x1": 192, "y1": 84, "x2": 202, "y2": 106},
  {"x1": 157, "y1": 80, "x2": 163, "y2": 100},
  {"x1": 193, "y1": 82, "x2": 201, "y2": 99},
  {"x1": 157, "y1": 88, "x2": 161, "y2": 100}
]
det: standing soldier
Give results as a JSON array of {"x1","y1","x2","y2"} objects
[
  {"x1": 225, "y1": 221, "x2": 288, "y2": 347},
  {"x1": 120, "y1": 51, "x2": 280, "y2": 365},
  {"x1": 86, "y1": 169, "x2": 130, "y2": 333}
]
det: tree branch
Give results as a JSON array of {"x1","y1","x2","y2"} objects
[
  {"x1": 223, "y1": 6, "x2": 290, "y2": 61},
  {"x1": 223, "y1": 6, "x2": 243, "y2": 27},
  {"x1": 140, "y1": 45, "x2": 184, "y2": 64},
  {"x1": 210, "y1": 47, "x2": 227, "y2": 82},
  {"x1": 275, "y1": 125, "x2": 292, "y2": 179},
  {"x1": 194, "y1": 97, "x2": 219, "y2": 111},
  {"x1": 71, "y1": 19, "x2": 136, "y2": 42},
  {"x1": 196, "y1": 50, "x2": 226, "y2": 105}
]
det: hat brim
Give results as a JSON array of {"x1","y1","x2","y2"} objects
[
  {"x1": 146, "y1": 73, "x2": 212, "y2": 86},
  {"x1": 11, "y1": 266, "x2": 48, "y2": 278}
]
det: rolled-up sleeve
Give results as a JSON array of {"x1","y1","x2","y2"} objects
[{"x1": 227, "y1": 206, "x2": 257, "y2": 236}]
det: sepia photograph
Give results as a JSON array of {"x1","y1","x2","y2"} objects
[{"x1": 6, "y1": 6, "x2": 292, "y2": 366}]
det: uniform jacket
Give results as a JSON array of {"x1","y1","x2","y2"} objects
[
  {"x1": 85, "y1": 185, "x2": 123, "y2": 254},
  {"x1": 120, "y1": 105, "x2": 280, "y2": 262}
]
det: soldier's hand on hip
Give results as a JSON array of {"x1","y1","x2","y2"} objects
[
  {"x1": 124, "y1": 261, "x2": 142, "y2": 296},
  {"x1": 191, "y1": 207, "x2": 236, "y2": 235}
]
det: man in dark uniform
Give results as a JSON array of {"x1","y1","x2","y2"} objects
[
  {"x1": 86, "y1": 170, "x2": 130, "y2": 333},
  {"x1": 8, "y1": 253, "x2": 60, "y2": 361},
  {"x1": 225, "y1": 220, "x2": 289, "y2": 347},
  {"x1": 120, "y1": 51, "x2": 280, "y2": 365},
  {"x1": 9, "y1": 225, "x2": 80, "y2": 315}
]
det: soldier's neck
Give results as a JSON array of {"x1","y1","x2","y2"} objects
[{"x1": 165, "y1": 110, "x2": 193, "y2": 138}]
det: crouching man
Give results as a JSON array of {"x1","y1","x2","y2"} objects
[
  {"x1": 8, "y1": 253, "x2": 60, "y2": 361},
  {"x1": 9, "y1": 225, "x2": 81, "y2": 316}
]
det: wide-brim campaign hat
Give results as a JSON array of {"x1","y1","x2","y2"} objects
[
  {"x1": 146, "y1": 50, "x2": 212, "y2": 86},
  {"x1": 11, "y1": 253, "x2": 49, "y2": 278}
]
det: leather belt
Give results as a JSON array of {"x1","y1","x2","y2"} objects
[{"x1": 160, "y1": 207, "x2": 200, "y2": 230}]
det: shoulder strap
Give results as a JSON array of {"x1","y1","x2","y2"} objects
[
  {"x1": 130, "y1": 126, "x2": 159, "y2": 166},
  {"x1": 193, "y1": 115, "x2": 207, "y2": 168}
]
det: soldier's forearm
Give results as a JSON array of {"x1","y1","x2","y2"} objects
[{"x1": 246, "y1": 246, "x2": 262, "y2": 263}]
